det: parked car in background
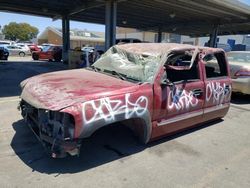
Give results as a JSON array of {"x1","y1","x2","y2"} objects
[
  {"x1": 32, "y1": 45, "x2": 62, "y2": 61},
  {"x1": 5, "y1": 45, "x2": 31, "y2": 57},
  {"x1": 0, "y1": 41, "x2": 11, "y2": 45},
  {"x1": 19, "y1": 43, "x2": 232, "y2": 158},
  {"x1": 0, "y1": 40, "x2": 15, "y2": 46},
  {"x1": 16, "y1": 43, "x2": 31, "y2": 52},
  {"x1": 81, "y1": 46, "x2": 94, "y2": 52},
  {"x1": 27, "y1": 44, "x2": 41, "y2": 52},
  {"x1": 0, "y1": 45, "x2": 9, "y2": 60},
  {"x1": 227, "y1": 51, "x2": 250, "y2": 94},
  {"x1": 39, "y1": 43, "x2": 54, "y2": 50}
]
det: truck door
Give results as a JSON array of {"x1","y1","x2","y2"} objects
[
  {"x1": 152, "y1": 50, "x2": 205, "y2": 138},
  {"x1": 202, "y1": 51, "x2": 232, "y2": 121}
]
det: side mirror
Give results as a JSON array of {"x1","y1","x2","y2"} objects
[
  {"x1": 161, "y1": 78, "x2": 168, "y2": 86},
  {"x1": 161, "y1": 78, "x2": 174, "y2": 87}
]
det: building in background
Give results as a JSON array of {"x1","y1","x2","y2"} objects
[
  {"x1": 181, "y1": 35, "x2": 250, "y2": 46},
  {"x1": 38, "y1": 26, "x2": 250, "y2": 50},
  {"x1": 38, "y1": 27, "x2": 105, "y2": 49},
  {"x1": 117, "y1": 27, "x2": 250, "y2": 48},
  {"x1": 116, "y1": 27, "x2": 181, "y2": 43}
]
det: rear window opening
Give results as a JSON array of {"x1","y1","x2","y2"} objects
[
  {"x1": 203, "y1": 52, "x2": 228, "y2": 78},
  {"x1": 165, "y1": 51, "x2": 200, "y2": 83}
]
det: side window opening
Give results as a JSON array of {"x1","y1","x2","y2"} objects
[
  {"x1": 165, "y1": 51, "x2": 200, "y2": 83},
  {"x1": 203, "y1": 52, "x2": 228, "y2": 78}
]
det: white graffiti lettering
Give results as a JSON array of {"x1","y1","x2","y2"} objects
[
  {"x1": 168, "y1": 88, "x2": 199, "y2": 111},
  {"x1": 82, "y1": 94, "x2": 148, "y2": 124},
  {"x1": 206, "y1": 82, "x2": 231, "y2": 105}
]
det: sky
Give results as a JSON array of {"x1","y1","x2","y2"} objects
[
  {"x1": 239, "y1": 0, "x2": 250, "y2": 4},
  {"x1": 0, "y1": 12, "x2": 105, "y2": 35},
  {"x1": 0, "y1": 0, "x2": 250, "y2": 35}
]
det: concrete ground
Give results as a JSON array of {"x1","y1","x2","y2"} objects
[
  {"x1": 7, "y1": 55, "x2": 34, "y2": 62},
  {"x1": 0, "y1": 60, "x2": 250, "y2": 188}
]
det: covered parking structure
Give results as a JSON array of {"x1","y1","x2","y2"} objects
[{"x1": 1, "y1": 0, "x2": 250, "y2": 63}]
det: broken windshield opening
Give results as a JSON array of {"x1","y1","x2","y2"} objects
[{"x1": 92, "y1": 46, "x2": 161, "y2": 83}]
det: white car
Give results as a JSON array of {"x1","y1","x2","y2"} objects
[
  {"x1": 81, "y1": 46, "x2": 94, "y2": 52},
  {"x1": 5, "y1": 45, "x2": 31, "y2": 57},
  {"x1": 16, "y1": 44, "x2": 31, "y2": 51},
  {"x1": 227, "y1": 51, "x2": 250, "y2": 95}
]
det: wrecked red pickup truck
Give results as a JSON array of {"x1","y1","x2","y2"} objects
[{"x1": 19, "y1": 43, "x2": 232, "y2": 158}]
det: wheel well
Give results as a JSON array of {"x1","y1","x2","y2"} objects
[
  {"x1": 32, "y1": 53, "x2": 38, "y2": 56},
  {"x1": 19, "y1": 51, "x2": 25, "y2": 56},
  {"x1": 79, "y1": 110, "x2": 152, "y2": 143},
  {"x1": 88, "y1": 118, "x2": 150, "y2": 144},
  {"x1": 122, "y1": 118, "x2": 150, "y2": 144}
]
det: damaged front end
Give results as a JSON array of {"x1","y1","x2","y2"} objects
[{"x1": 19, "y1": 100, "x2": 81, "y2": 158}]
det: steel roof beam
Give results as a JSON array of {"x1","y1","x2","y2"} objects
[
  {"x1": 0, "y1": 0, "x2": 250, "y2": 36},
  {"x1": 69, "y1": 0, "x2": 106, "y2": 16}
]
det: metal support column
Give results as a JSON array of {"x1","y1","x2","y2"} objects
[
  {"x1": 62, "y1": 15, "x2": 70, "y2": 64},
  {"x1": 209, "y1": 25, "x2": 219, "y2": 48},
  {"x1": 157, "y1": 28, "x2": 162, "y2": 43},
  {"x1": 105, "y1": 0, "x2": 117, "y2": 50}
]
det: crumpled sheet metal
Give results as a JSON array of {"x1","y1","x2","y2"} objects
[
  {"x1": 93, "y1": 43, "x2": 224, "y2": 82},
  {"x1": 115, "y1": 43, "x2": 224, "y2": 57}
]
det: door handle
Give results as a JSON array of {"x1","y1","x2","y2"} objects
[
  {"x1": 192, "y1": 88, "x2": 203, "y2": 97},
  {"x1": 224, "y1": 85, "x2": 230, "y2": 95}
]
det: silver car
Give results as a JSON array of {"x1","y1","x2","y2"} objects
[
  {"x1": 5, "y1": 45, "x2": 31, "y2": 57},
  {"x1": 227, "y1": 51, "x2": 250, "y2": 95}
]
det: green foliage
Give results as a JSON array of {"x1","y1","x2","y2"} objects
[{"x1": 2, "y1": 22, "x2": 39, "y2": 41}]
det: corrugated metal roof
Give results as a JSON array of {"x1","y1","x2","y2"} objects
[{"x1": 1, "y1": 0, "x2": 250, "y2": 36}]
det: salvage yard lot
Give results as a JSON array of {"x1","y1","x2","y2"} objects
[{"x1": 0, "y1": 61, "x2": 250, "y2": 188}]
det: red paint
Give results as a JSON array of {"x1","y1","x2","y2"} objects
[
  {"x1": 27, "y1": 44, "x2": 41, "y2": 52},
  {"x1": 21, "y1": 69, "x2": 138, "y2": 111},
  {"x1": 32, "y1": 45, "x2": 62, "y2": 61}
]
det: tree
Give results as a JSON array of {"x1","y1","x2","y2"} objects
[{"x1": 2, "y1": 22, "x2": 39, "y2": 41}]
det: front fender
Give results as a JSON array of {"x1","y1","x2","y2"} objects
[
  {"x1": 81, "y1": 109, "x2": 152, "y2": 144},
  {"x1": 62, "y1": 92, "x2": 153, "y2": 143}
]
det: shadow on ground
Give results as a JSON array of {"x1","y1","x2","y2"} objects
[
  {"x1": 0, "y1": 61, "x2": 67, "y2": 97},
  {"x1": 231, "y1": 93, "x2": 250, "y2": 104},
  {"x1": 11, "y1": 118, "x2": 222, "y2": 175}
]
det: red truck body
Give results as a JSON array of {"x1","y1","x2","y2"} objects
[{"x1": 20, "y1": 43, "x2": 232, "y2": 158}]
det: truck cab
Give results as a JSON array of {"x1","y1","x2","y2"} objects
[
  {"x1": 20, "y1": 43, "x2": 232, "y2": 157},
  {"x1": 151, "y1": 46, "x2": 231, "y2": 140}
]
